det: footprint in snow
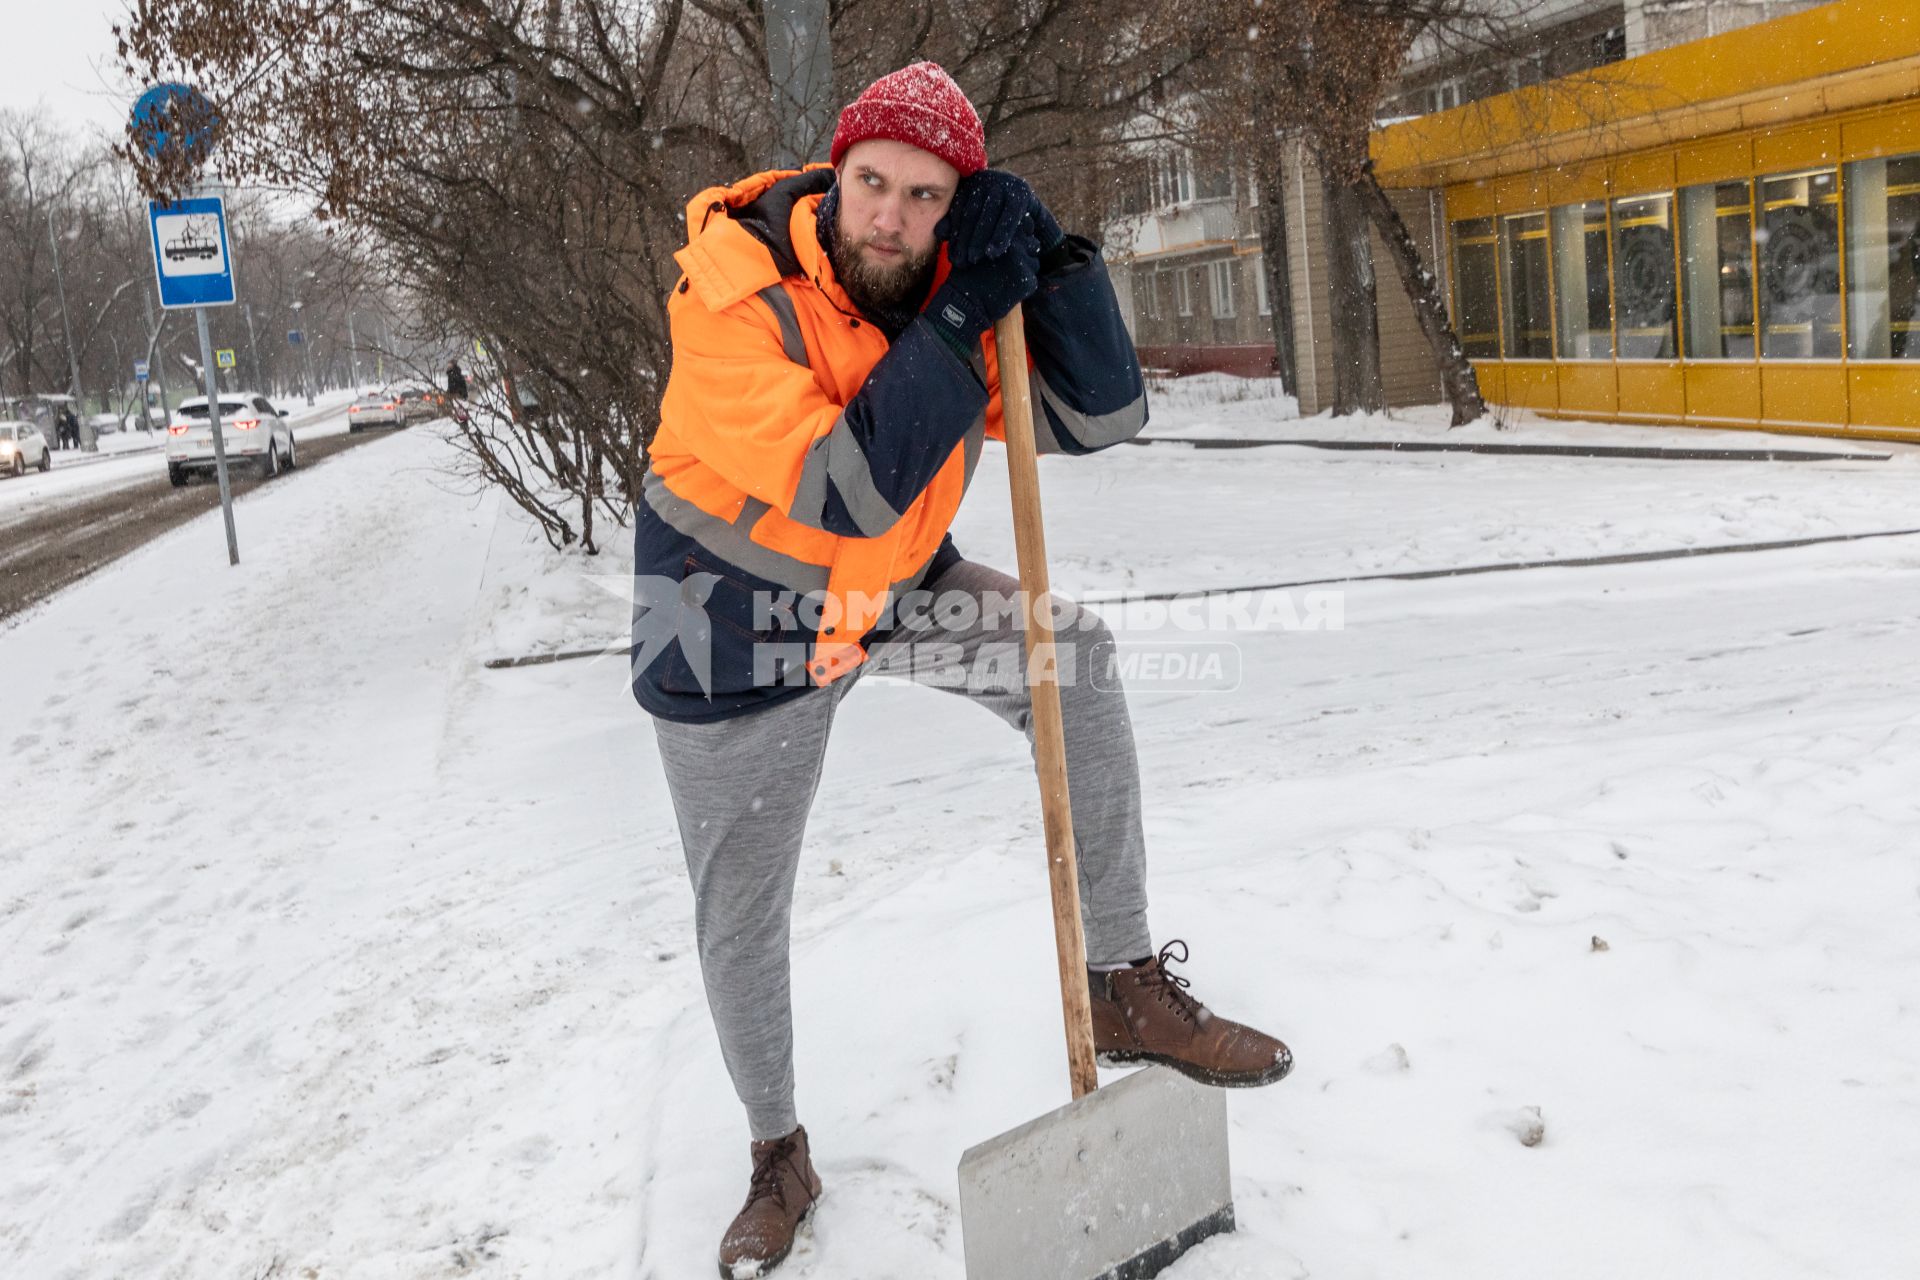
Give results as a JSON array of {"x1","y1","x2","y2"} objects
[{"x1": 1511, "y1": 882, "x2": 1557, "y2": 914}]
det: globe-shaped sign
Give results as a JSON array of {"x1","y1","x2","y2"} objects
[{"x1": 128, "y1": 82, "x2": 220, "y2": 167}]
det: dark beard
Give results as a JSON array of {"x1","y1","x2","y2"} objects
[{"x1": 831, "y1": 221, "x2": 936, "y2": 322}]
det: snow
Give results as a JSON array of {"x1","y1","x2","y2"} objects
[
  {"x1": 88, "y1": 433, "x2": 165, "y2": 459},
  {"x1": 4, "y1": 386, "x2": 1920, "y2": 1278}
]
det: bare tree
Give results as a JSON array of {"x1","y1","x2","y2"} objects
[
  {"x1": 116, "y1": 0, "x2": 1197, "y2": 550},
  {"x1": 0, "y1": 102, "x2": 379, "y2": 437},
  {"x1": 1187, "y1": 0, "x2": 1489, "y2": 424},
  {"x1": 0, "y1": 110, "x2": 91, "y2": 399}
]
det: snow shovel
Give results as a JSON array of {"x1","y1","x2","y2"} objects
[{"x1": 956, "y1": 306, "x2": 1236, "y2": 1279}]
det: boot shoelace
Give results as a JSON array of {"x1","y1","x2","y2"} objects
[
  {"x1": 746, "y1": 1138, "x2": 800, "y2": 1210},
  {"x1": 1140, "y1": 939, "x2": 1205, "y2": 1023}
]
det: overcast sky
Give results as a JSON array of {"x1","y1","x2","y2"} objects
[{"x1": 2, "y1": 2, "x2": 143, "y2": 138}]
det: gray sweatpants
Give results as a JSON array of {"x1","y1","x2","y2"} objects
[{"x1": 652, "y1": 558, "x2": 1152, "y2": 1140}]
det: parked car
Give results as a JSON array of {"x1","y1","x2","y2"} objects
[
  {"x1": 348, "y1": 392, "x2": 405, "y2": 431},
  {"x1": 0, "y1": 420, "x2": 52, "y2": 476},
  {"x1": 396, "y1": 388, "x2": 438, "y2": 424},
  {"x1": 166, "y1": 393, "x2": 296, "y2": 486},
  {"x1": 86, "y1": 412, "x2": 121, "y2": 437}
]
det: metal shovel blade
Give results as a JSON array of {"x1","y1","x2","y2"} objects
[{"x1": 957, "y1": 1065, "x2": 1234, "y2": 1280}]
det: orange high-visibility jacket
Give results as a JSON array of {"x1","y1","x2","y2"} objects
[{"x1": 631, "y1": 166, "x2": 1146, "y2": 722}]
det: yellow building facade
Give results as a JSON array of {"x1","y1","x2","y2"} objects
[{"x1": 1373, "y1": 0, "x2": 1920, "y2": 441}]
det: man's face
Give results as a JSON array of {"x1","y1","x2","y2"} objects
[{"x1": 832, "y1": 139, "x2": 958, "y2": 310}]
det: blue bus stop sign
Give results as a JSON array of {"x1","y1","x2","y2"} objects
[
  {"x1": 134, "y1": 359, "x2": 150, "y2": 382},
  {"x1": 129, "y1": 83, "x2": 219, "y2": 166},
  {"x1": 149, "y1": 195, "x2": 236, "y2": 309},
  {"x1": 287, "y1": 328, "x2": 305, "y2": 346}
]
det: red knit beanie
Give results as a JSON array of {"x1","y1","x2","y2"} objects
[{"x1": 828, "y1": 62, "x2": 987, "y2": 177}]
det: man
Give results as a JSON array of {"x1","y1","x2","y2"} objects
[
  {"x1": 445, "y1": 360, "x2": 468, "y2": 400},
  {"x1": 633, "y1": 62, "x2": 1292, "y2": 1277}
]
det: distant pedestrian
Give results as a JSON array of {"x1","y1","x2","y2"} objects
[
  {"x1": 57, "y1": 407, "x2": 79, "y2": 450},
  {"x1": 445, "y1": 361, "x2": 468, "y2": 400}
]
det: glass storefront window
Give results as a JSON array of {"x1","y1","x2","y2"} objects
[
  {"x1": 1758, "y1": 168, "x2": 1842, "y2": 358},
  {"x1": 1499, "y1": 211, "x2": 1553, "y2": 358},
  {"x1": 1844, "y1": 154, "x2": 1920, "y2": 359},
  {"x1": 1451, "y1": 217, "x2": 1500, "y2": 358},
  {"x1": 1679, "y1": 180, "x2": 1756, "y2": 359},
  {"x1": 1550, "y1": 200, "x2": 1612, "y2": 358},
  {"x1": 1611, "y1": 193, "x2": 1677, "y2": 358}
]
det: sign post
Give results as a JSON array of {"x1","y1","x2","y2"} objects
[
  {"x1": 149, "y1": 191, "x2": 241, "y2": 566},
  {"x1": 242, "y1": 302, "x2": 263, "y2": 397},
  {"x1": 134, "y1": 360, "x2": 152, "y2": 433},
  {"x1": 132, "y1": 81, "x2": 243, "y2": 566},
  {"x1": 288, "y1": 321, "x2": 314, "y2": 405}
]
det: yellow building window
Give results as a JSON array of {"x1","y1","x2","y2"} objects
[
  {"x1": 1499, "y1": 211, "x2": 1553, "y2": 358},
  {"x1": 1451, "y1": 217, "x2": 1501, "y2": 358},
  {"x1": 1611, "y1": 193, "x2": 1677, "y2": 359},
  {"x1": 1679, "y1": 180, "x2": 1756, "y2": 360},
  {"x1": 1758, "y1": 169, "x2": 1841, "y2": 359},
  {"x1": 1844, "y1": 153, "x2": 1920, "y2": 360},
  {"x1": 1550, "y1": 200, "x2": 1612, "y2": 359}
]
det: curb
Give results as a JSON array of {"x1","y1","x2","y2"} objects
[
  {"x1": 1081, "y1": 526, "x2": 1920, "y2": 604},
  {"x1": 1128, "y1": 437, "x2": 1895, "y2": 462}
]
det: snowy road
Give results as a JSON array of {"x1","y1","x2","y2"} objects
[
  {"x1": 0, "y1": 405, "x2": 397, "y2": 625},
  {"x1": 2, "y1": 401, "x2": 1919, "y2": 1278},
  {"x1": 0, "y1": 392, "x2": 360, "y2": 523}
]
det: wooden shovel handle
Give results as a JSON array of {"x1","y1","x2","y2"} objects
[{"x1": 993, "y1": 304, "x2": 1098, "y2": 1102}]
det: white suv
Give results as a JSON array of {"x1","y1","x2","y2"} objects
[
  {"x1": 0, "y1": 420, "x2": 51, "y2": 477},
  {"x1": 167, "y1": 393, "x2": 297, "y2": 486}
]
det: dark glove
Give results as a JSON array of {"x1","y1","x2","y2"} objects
[
  {"x1": 924, "y1": 228, "x2": 1041, "y2": 357},
  {"x1": 939, "y1": 169, "x2": 1041, "y2": 269}
]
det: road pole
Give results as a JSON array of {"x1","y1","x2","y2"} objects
[
  {"x1": 764, "y1": 0, "x2": 835, "y2": 166},
  {"x1": 47, "y1": 207, "x2": 94, "y2": 450},
  {"x1": 244, "y1": 301, "x2": 264, "y2": 393},
  {"x1": 144, "y1": 286, "x2": 172, "y2": 431},
  {"x1": 194, "y1": 306, "x2": 240, "y2": 565}
]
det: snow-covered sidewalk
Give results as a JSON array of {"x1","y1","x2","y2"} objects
[
  {"x1": 3, "y1": 400, "x2": 1919, "y2": 1278},
  {"x1": 1142, "y1": 373, "x2": 1903, "y2": 454}
]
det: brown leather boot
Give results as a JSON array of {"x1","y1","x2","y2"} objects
[
  {"x1": 716, "y1": 1125, "x2": 823, "y2": 1279},
  {"x1": 1089, "y1": 941, "x2": 1293, "y2": 1087}
]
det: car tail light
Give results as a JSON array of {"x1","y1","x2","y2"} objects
[
  {"x1": 349, "y1": 405, "x2": 360, "y2": 413},
  {"x1": 168, "y1": 423, "x2": 190, "y2": 435},
  {"x1": 230, "y1": 417, "x2": 260, "y2": 431},
  {"x1": 384, "y1": 401, "x2": 397, "y2": 410}
]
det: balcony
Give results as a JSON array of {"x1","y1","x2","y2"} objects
[{"x1": 1110, "y1": 197, "x2": 1244, "y2": 258}]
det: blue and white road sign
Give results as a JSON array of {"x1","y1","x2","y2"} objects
[
  {"x1": 134, "y1": 359, "x2": 150, "y2": 382},
  {"x1": 287, "y1": 328, "x2": 305, "y2": 346},
  {"x1": 149, "y1": 195, "x2": 235, "y2": 310},
  {"x1": 129, "y1": 83, "x2": 219, "y2": 166}
]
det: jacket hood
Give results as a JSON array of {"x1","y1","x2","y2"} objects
[{"x1": 675, "y1": 166, "x2": 836, "y2": 313}]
